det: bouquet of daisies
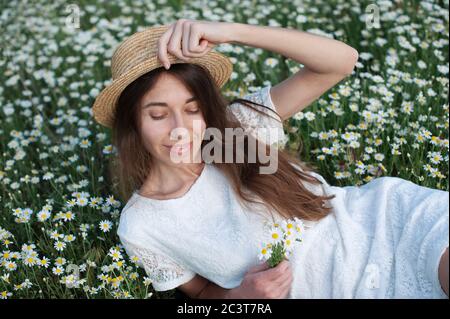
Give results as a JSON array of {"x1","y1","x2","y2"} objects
[{"x1": 258, "y1": 217, "x2": 304, "y2": 268}]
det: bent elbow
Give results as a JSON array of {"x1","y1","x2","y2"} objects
[{"x1": 343, "y1": 48, "x2": 359, "y2": 76}]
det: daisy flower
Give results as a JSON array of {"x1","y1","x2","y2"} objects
[
  {"x1": 52, "y1": 265, "x2": 65, "y2": 276},
  {"x1": 258, "y1": 242, "x2": 272, "y2": 261},
  {"x1": 108, "y1": 247, "x2": 122, "y2": 261},
  {"x1": 268, "y1": 226, "x2": 283, "y2": 244},
  {"x1": 54, "y1": 241, "x2": 66, "y2": 252},
  {"x1": 4, "y1": 261, "x2": 17, "y2": 271},
  {"x1": 99, "y1": 220, "x2": 112, "y2": 233},
  {"x1": 0, "y1": 291, "x2": 12, "y2": 299},
  {"x1": 37, "y1": 210, "x2": 51, "y2": 222}
]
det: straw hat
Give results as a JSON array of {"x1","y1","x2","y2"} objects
[{"x1": 92, "y1": 24, "x2": 233, "y2": 128}]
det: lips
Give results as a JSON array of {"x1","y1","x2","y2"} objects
[{"x1": 165, "y1": 141, "x2": 192, "y2": 152}]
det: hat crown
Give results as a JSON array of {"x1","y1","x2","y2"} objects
[{"x1": 111, "y1": 25, "x2": 166, "y2": 80}]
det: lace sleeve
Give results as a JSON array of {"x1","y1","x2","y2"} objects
[
  {"x1": 120, "y1": 238, "x2": 196, "y2": 292},
  {"x1": 228, "y1": 85, "x2": 286, "y2": 147}
]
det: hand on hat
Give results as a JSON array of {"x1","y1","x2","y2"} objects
[{"x1": 157, "y1": 19, "x2": 233, "y2": 70}]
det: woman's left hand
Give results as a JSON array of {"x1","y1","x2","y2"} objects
[{"x1": 157, "y1": 19, "x2": 233, "y2": 69}]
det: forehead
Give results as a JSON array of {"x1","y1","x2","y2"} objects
[{"x1": 141, "y1": 74, "x2": 193, "y2": 105}]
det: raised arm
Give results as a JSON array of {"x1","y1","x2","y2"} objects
[
  {"x1": 226, "y1": 23, "x2": 359, "y2": 121},
  {"x1": 156, "y1": 19, "x2": 358, "y2": 122}
]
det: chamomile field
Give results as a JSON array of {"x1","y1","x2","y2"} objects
[{"x1": 0, "y1": 0, "x2": 448, "y2": 299}]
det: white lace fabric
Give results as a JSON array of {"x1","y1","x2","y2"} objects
[
  {"x1": 227, "y1": 85, "x2": 287, "y2": 148},
  {"x1": 116, "y1": 85, "x2": 449, "y2": 298},
  {"x1": 120, "y1": 237, "x2": 196, "y2": 291}
]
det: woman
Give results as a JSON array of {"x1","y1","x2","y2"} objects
[{"x1": 92, "y1": 19, "x2": 449, "y2": 299}]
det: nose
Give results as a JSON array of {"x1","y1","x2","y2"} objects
[{"x1": 169, "y1": 112, "x2": 190, "y2": 141}]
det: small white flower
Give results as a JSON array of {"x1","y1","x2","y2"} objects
[
  {"x1": 428, "y1": 151, "x2": 443, "y2": 164},
  {"x1": 257, "y1": 243, "x2": 272, "y2": 261},
  {"x1": 108, "y1": 248, "x2": 123, "y2": 261},
  {"x1": 52, "y1": 265, "x2": 65, "y2": 276},
  {"x1": 264, "y1": 57, "x2": 279, "y2": 68},
  {"x1": 37, "y1": 210, "x2": 51, "y2": 222},
  {"x1": 54, "y1": 241, "x2": 66, "y2": 252},
  {"x1": 304, "y1": 111, "x2": 316, "y2": 121},
  {"x1": 4, "y1": 261, "x2": 17, "y2": 271},
  {"x1": 374, "y1": 153, "x2": 385, "y2": 162},
  {"x1": 268, "y1": 226, "x2": 283, "y2": 244},
  {"x1": 99, "y1": 220, "x2": 112, "y2": 233}
]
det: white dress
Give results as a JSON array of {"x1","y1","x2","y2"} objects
[{"x1": 116, "y1": 84, "x2": 449, "y2": 298}]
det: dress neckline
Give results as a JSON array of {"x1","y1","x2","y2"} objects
[{"x1": 133, "y1": 163, "x2": 210, "y2": 206}]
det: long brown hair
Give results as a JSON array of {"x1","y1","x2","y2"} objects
[{"x1": 109, "y1": 63, "x2": 335, "y2": 222}]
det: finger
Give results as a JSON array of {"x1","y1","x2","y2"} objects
[
  {"x1": 264, "y1": 260, "x2": 291, "y2": 280},
  {"x1": 186, "y1": 42, "x2": 212, "y2": 59},
  {"x1": 189, "y1": 26, "x2": 207, "y2": 54},
  {"x1": 168, "y1": 20, "x2": 189, "y2": 62},
  {"x1": 249, "y1": 261, "x2": 269, "y2": 273},
  {"x1": 275, "y1": 274, "x2": 293, "y2": 298},
  {"x1": 200, "y1": 41, "x2": 213, "y2": 54},
  {"x1": 277, "y1": 259, "x2": 291, "y2": 272},
  {"x1": 268, "y1": 263, "x2": 291, "y2": 282},
  {"x1": 183, "y1": 28, "x2": 209, "y2": 58},
  {"x1": 247, "y1": 261, "x2": 270, "y2": 274},
  {"x1": 266, "y1": 270, "x2": 292, "y2": 298},
  {"x1": 182, "y1": 22, "x2": 192, "y2": 57},
  {"x1": 158, "y1": 24, "x2": 175, "y2": 69},
  {"x1": 272, "y1": 267, "x2": 293, "y2": 286}
]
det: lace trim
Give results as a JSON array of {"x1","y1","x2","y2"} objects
[
  {"x1": 119, "y1": 237, "x2": 194, "y2": 290},
  {"x1": 133, "y1": 246, "x2": 187, "y2": 284},
  {"x1": 228, "y1": 85, "x2": 285, "y2": 146}
]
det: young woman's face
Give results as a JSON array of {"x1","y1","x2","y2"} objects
[{"x1": 139, "y1": 74, "x2": 206, "y2": 165}]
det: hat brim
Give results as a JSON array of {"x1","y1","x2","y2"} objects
[{"x1": 92, "y1": 51, "x2": 233, "y2": 128}]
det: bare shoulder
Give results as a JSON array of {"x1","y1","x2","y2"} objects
[{"x1": 178, "y1": 274, "x2": 210, "y2": 299}]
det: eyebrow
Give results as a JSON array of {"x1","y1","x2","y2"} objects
[{"x1": 142, "y1": 97, "x2": 197, "y2": 109}]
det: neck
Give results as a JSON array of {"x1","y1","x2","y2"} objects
[{"x1": 144, "y1": 160, "x2": 205, "y2": 195}]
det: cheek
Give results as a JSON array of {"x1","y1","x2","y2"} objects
[{"x1": 140, "y1": 122, "x2": 166, "y2": 149}]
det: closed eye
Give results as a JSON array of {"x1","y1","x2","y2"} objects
[{"x1": 150, "y1": 109, "x2": 201, "y2": 120}]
